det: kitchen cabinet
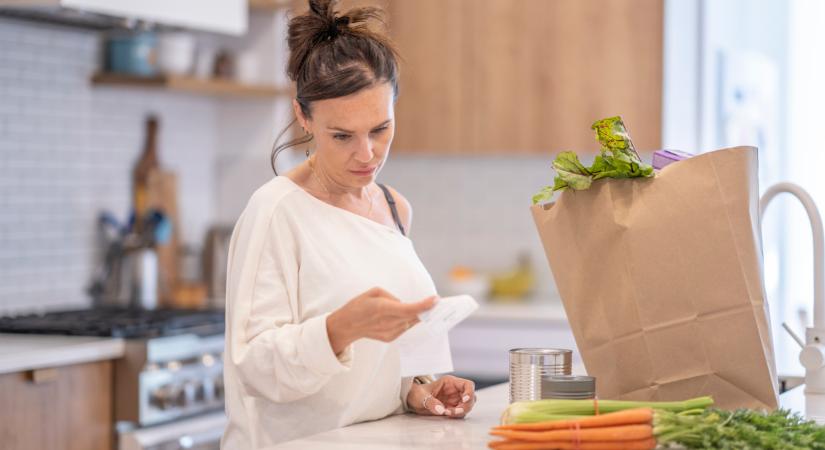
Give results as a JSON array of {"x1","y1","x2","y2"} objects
[
  {"x1": 0, "y1": 360, "x2": 114, "y2": 450},
  {"x1": 366, "y1": 0, "x2": 664, "y2": 154},
  {"x1": 0, "y1": 0, "x2": 247, "y2": 35},
  {"x1": 249, "y1": 0, "x2": 291, "y2": 11}
]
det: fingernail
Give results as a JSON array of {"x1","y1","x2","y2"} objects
[
  {"x1": 435, "y1": 405, "x2": 445, "y2": 415},
  {"x1": 462, "y1": 395, "x2": 470, "y2": 403},
  {"x1": 454, "y1": 407, "x2": 464, "y2": 414}
]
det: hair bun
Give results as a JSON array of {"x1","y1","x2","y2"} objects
[
  {"x1": 308, "y1": 0, "x2": 336, "y2": 19},
  {"x1": 308, "y1": 0, "x2": 345, "y2": 41},
  {"x1": 287, "y1": 0, "x2": 390, "y2": 82}
]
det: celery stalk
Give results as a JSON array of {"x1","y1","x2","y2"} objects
[{"x1": 501, "y1": 396, "x2": 714, "y2": 425}]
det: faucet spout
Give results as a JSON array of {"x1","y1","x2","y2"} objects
[{"x1": 760, "y1": 182, "x2": 825, "y2": 331}]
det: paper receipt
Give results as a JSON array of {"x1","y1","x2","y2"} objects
[
  {"x1": 395, "y1": 294, "x2": 479, "y2": 377},
  {"x1": 418, "y1": 295, "x2": 479, "y2": 337}
]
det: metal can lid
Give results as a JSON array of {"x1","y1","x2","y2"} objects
[
  {"x1": 509, "y1": 348, "x2": 572, "y2": 366},
  {"x1": 541, "y1": 375, "x2": 596, "y2": 394}
]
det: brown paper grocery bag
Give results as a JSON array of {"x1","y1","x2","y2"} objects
[{"x1": 531, "y1": 146, "x2": 778, "y2": 410}]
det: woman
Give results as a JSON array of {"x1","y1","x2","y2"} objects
[{"x1": 221, "y1": 1, "x2": 477, "y2": 447}]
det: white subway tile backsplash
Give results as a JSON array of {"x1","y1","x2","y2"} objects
[
  {"x1": 378, "y1": 155, "x2": 559, "y2": 297},
  {"x1": 0, "y1": 18, "x2": 219, "y2": 315}
]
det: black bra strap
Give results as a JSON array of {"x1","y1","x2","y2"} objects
[{"x1": 377, "y1": 183, "x2": 406, "y2": 236}]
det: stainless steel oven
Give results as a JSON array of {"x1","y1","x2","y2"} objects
[
  {"x1": 118, "y1": 410, "x2": 225, "y2": 450},
  {"x1": 0, "y1": 307, "x2": 227, "y2": 450}
]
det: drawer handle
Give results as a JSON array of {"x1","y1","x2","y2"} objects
[{"x1": 27, "y1": 368, "x2": 58, "y2": 384}]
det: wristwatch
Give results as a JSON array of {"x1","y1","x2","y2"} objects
[{"x1": 413, "y1": 375, "x2": 434, "y2": 385}]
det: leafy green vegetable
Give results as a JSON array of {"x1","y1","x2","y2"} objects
[
  {"x1": 552, "y1": 151, "x2": 592, "y2": 191},
  {"x1": 591, "y1": 116, "x2": 640, "y2": 159},
  {"x1": 654, "y1": 408, "x2": 825, "y2": 450},
  {"x1": 532, "y1": 116, "x2": 655, "y2": 204}
]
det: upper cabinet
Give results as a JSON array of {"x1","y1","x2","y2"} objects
[
  {"x1": 388, "y1": 0, "x2": 664, "y2": 154},
  {"x1": 289, "y1": 0, "x2": 663, "y2": 154},
  {"x1": 0, "y1": 0, "x2": 248, "y2": 35}
]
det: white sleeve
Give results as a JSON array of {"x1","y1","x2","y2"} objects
[
  {"x1": 397, "y1": 377, "x2": 414, "y2": 413},
  {"x1": 225, "y1": 199, "x2": 353, "y2": 404}
]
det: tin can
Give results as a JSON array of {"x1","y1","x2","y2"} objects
[
  {"x1": 509, "y1": 348, "x2": 572, "y2": 403},
  {"x1": 542, "y1": 375, "x2": 596, "y2": 399}
]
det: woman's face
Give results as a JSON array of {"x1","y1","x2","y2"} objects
[{"x1": 296, "y1": 82, "x2": 395, "y2": 189}]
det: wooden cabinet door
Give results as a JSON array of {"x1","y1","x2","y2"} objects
[
  {"x1": 387, "y1": 0, "x2": 468, "y2": 153},
  {"x1": 0, "y1": 361, "x2": 114, "y2": 450},
  {"x1": 389, "y1": 0, "x2": 663, "y2": 154}
]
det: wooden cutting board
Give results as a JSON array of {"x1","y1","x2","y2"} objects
[{"x1": 146, "y1": 169, "x2": 180, "y2": 307}]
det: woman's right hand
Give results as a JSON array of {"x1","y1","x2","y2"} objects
[{"x1": 326, "y1": 287, "x2": 436, "y2": 355}]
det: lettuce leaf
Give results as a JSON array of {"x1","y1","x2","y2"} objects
[{"x1": 532, "y1": 116, "x2": 654, "y2": 204}]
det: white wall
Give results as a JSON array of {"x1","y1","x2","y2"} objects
[{"x1": 0, "y1": 18, "x2": 219, "y2": 314}]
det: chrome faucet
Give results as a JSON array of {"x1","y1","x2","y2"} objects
[{"x1": 761, "y1": 182, "x2": 825, "y2": 423}]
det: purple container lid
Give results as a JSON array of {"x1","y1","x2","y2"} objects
[{"x1": 652, "y1": 149, "x2": 694, "y2": 170}]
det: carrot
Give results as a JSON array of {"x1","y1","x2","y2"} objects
[
  {"x1": 493, "y1": 408, "x2": 653, "y2": 432},
  {"x1": 490, "y1": 424, "x2": 653, "y2": 442},
  {"x1": 488, "y1": 437, "x2": 657, "y2": 450}
]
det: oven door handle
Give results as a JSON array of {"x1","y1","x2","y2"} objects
[{"x1": 177, "y1": 427, "x2": 224, "y2": 449}]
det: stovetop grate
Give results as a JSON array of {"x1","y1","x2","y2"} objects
[{"x1": 0, "y1": 307, "x2": 225, "y2": 338}]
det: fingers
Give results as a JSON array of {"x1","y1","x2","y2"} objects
[
  {"x1": 460, "y1": 378, "x2": 476, "y2": 405},
  {"x1": 366, "y1": 286, "x2": 400, "y2": 302},
  {"x1": 409, "y1": 383, "x2": 449, "y2": 416},
  {"x1": 396, "y1": 295, "x2": 438, "y2": 316},
  {"x1": 423, "y1": 393, "x2": 448, "y2": 416},
  {"x1": 452, "y1": 389, "x2": 476, "y2": 418},
  {"x1": 435, "y1": 376, "x2": 476, "y2": 418},
  {"x1": 366, "y1": 288, "x2": 434, "y2": 316},
  {"x1": 377, "y1": 295, "x2": 437, "y2": 320},
  {"x1": 374, "y1": 317, "x2": 418, "y2": 342}
]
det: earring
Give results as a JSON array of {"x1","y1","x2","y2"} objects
[{"x1": 306, "y1": 148, "x2": 310, "y2": 158}]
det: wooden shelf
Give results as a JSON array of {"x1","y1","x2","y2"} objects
[
  {"x1": 249, "y1": 0, "x2": 292, "y2": 11},
  {"x1": 91, "y1": 73, "x2": 290, "y2": 99}
]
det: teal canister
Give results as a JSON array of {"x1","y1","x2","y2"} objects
[{"x1": 105, "y1": 31, "x2": 158, "y2": 77}]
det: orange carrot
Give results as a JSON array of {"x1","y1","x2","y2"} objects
[
  {"x1": 493, "y1": 408, "x2": 654, "y2": 431},
  {"x1": 488, "y1": 437, "x2": 657, "y2": 450},
  {"x1": 490, "y1": 424, "x2": 653, "y2": 442}
]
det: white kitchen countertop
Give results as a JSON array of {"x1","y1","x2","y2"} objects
[
  {"x1": 0, "y1": 333, "x2": 125, "y2": 374},
  {"x1": 267, "y1": 382, "x2": 510, "y2": 450},
  {"x1": 470, "y1": 299, "x2": 568, "y2": 323},
  {"x1": 266, "y1": 382, "x2": 806, "y2": 449}
]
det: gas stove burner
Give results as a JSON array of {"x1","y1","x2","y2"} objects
[{"x1": 0, "y1": 307, "x2": 225, "y2": 338}]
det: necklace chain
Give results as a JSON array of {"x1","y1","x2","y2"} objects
[{"x1": 309, "y1": 156, "x2": 375, "y2": 218}]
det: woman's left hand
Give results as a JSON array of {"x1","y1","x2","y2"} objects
[{"x1": 406, "y1": 375, "x2": 476, "y2": 418}]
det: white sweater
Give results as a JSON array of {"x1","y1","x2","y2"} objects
[{"x1": 221, "y1": 177, "x2": 449, "y2": 448}]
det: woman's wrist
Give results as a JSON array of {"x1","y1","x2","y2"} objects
[{"x1": 326, "y1": 309, "x2": 357, "y2": 355}]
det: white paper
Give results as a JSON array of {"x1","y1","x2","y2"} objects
[
  {"x1": 395, "y1": 295, "x2": 479, "y2": 377},
  {"x1": 419, "y1": 295, "x2": 479, "y2": 337}
]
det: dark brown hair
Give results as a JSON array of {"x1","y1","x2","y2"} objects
[{"x1": 271, "y1": 0, "x2": 400, "y2": 174}]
